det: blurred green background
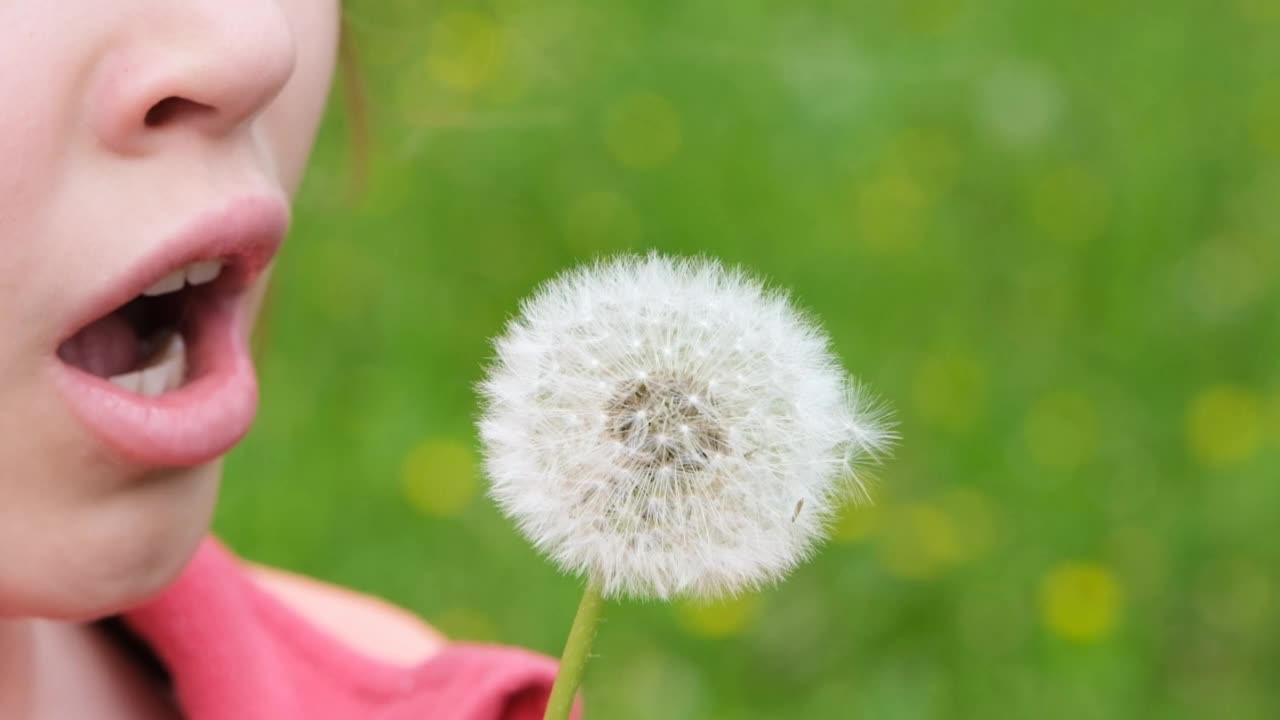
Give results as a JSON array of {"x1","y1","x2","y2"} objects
[{"x1": 217, "y1": 1, "x2": 1280, "y2": 718}]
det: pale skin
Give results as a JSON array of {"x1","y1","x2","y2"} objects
[{"x1": 0, "y1": 2, "x2": 441, "y2": 717}]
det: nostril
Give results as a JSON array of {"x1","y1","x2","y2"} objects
[{"x1": 144, "y1": 96, "x2": 215, "y2": 128}]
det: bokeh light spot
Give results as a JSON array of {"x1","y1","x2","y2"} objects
[
  {"x1": 977, "y1": 63, "x2": 1063, "y2": 147},
  {"x1": 1269, "y1": 390, "x2": 1280, "y2": 447},
  {"x1": 878, "y1": 503, "x2": 963, "y2": 580},
  {"x1": 1186, "y1": 236, "x2": 1269, "y2": 323},
  {"x1": 855, "y1": 171, "x2": 930, "y2": 254},
  {"x1": 676, "y1": 592, "x2": 763, "y2": 638},
  {"x1": 1029, "y1": 164, "x2": 1109, "y2": 244},
  {"x1": 1187, "y1": 385, "x2": 1262, "y2": 467},
  {"x1": 402, "y1": 438, "x2": 479, "y2": 516},
  {"x1": 564, "y1": 190, "x2": 641, "y2": 251},
  {"x1": 1248, "y1": 92, "x2": 1280, "y2": 156},
  {"x1": 607, "y1": 651, "x2": 707, "y2": 718},
  {"x1": 427, "y1": 11, "x2": 506, "y2": 93},
  {"x1": 851, "y1": 128, "x2": 959, "y2": 255},
  {"x1": 1040, "y1": 562, "x2": 1123, "y2": 643},
  {"x1": 1024, "y1": 390, "x2": 1099, "y2": 469},
  {"x1": 1237, "y1": 0, "x2": 1280, "y2": 25},
  {"x1": 604, "y1": 93, "x2": 683, "y2": 170},
  {"x1": 913, "y1": 348, "x2": 988, "y2": 431},
  {"x1": 896, "y1": 0, "x2": 967, "y2": 33}
]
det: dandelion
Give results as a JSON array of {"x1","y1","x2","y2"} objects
[{"x1": 476, "y1": 254, "x2": 892, "y2": 717}]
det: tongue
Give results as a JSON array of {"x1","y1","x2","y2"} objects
[{"x1": 57, "y1": 312, "x2": 141, "y2": 378}]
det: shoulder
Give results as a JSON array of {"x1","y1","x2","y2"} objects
[{"x1": 245, "y1": 563, "x2": 447, "y2": 666}]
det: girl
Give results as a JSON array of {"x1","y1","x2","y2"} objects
[{"x1": 0, "y1": 2, "x2": 567, "y2": 717}]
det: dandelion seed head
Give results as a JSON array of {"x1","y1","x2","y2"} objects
[{"x1": 478, "y1": 254, "x2": 893, "y2": 600}]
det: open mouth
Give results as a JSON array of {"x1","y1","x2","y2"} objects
[
  {"x1": 52, "y1": 196, "x2": 287, "y2": 468},
  {"x1": 56, "y1": 259, "x2": 228, "y2": 396}
]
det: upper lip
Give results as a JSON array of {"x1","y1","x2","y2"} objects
[{"x1": 57, "y1": 195, "x2": 290, "y2": 348}]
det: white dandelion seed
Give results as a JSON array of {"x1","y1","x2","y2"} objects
[{"x1": 478, "y1": 254, "x2": 893, "y2": 601}]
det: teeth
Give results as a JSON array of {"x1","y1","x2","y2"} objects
[
  {"x1": 109, "y1": 335, "x2": 187, "y2": 397},
  {"x1": 186, "y1": 260, "x2": 223, "y2": 286},
  {"x1": 141, "y1": 259, "x2": 224, "y2": 297},
  {"x1": 142, "y1": 269, "x2": 186, "y2": 297}
]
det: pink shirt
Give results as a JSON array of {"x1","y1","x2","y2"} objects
[{"x1": 121, "y1": 538, "x2": 579, "y2": 719}]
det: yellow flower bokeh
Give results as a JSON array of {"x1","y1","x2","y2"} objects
[
  {"x1": 676, "y1": 593, "x2": 764, "y2": 638},
  {"x1": 1187, "y1": 385, "x2": 1262, "y2": 468},
  {"x1": 1269, "y1": 389, "x2": 1280, "y2": 447},
  {"x1": 1238, "y1": 0, "x2": 1280, "y2": 26},
  {"x1": 895, "y1": 0, "x2": 967, "y2": 34},
  {"x1": 1040, "y1": 562, "x2": 1123, "y2": 643},
  {"x1": 401, "y1": 438, "x2": 479, "y2": 517},
  {"x1": 427, "y1": 11, "x2": 506, "y2": 93},
  {"x1": 849, "y1": 128, "x2": 960, "y2": 255}
]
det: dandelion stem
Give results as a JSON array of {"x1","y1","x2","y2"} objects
[{"x1": 543, "y1": 582, "x2": 605, "y2": 720}]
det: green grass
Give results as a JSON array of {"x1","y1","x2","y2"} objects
[{"x1": 217, "y1": 1, "x2": 1280, "y2": 717}]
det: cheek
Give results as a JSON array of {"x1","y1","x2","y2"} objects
[
  {"x1": 0, "y1": 11, "x2": 70, "y2": 198},
  {"x1": 241, "y1": 268, "x2": 273, "y2": 340},
  {"x1": 262, "y1": 0, "x2": 341, "y2": 195},
  {"x1": 0, "y1": 10, "x2": 83, "y2": 353}
]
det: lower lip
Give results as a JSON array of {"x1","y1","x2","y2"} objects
[{"x1": 53, "y1": 293, "x2": 258, "y2": 468}]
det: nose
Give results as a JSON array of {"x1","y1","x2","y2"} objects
[{"x1": 90, "y1": 2, "x2": 297, "y2": 154}]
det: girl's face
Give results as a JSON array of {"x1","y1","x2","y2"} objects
[{"x1": 0, "y1": 1, "x2": 340, "y2": 618}]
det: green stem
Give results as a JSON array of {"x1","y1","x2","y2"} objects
[{"x1": 543, "y1": 583, "x2": 605, "y2": 720}]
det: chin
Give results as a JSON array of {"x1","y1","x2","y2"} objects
[{"x1": 31, "y1": 460, "x2": 222, "y2": 622}]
